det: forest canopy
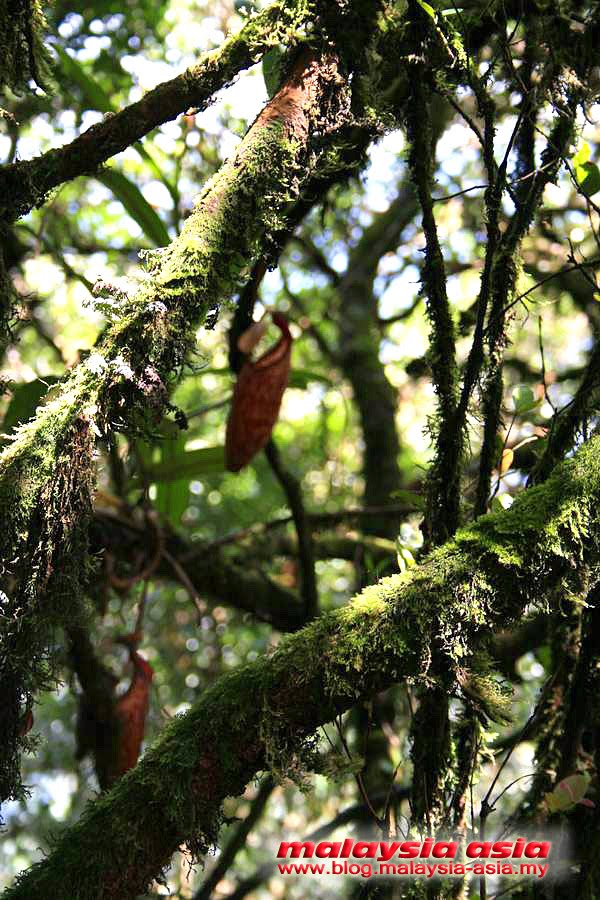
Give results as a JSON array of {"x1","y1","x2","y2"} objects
[{"x1": 1, "y1": 1, "x2": 600, "y2": 898}]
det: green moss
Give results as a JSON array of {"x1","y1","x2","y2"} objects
[
  {"x1": 0, "y1": 399, "x2": 96, "y2": 800},
  {"x1": 0, "y1": 0, "x2": 53, "y2": 95},
  {"x1": 5, "y1": 435, "x2": 600, "y2": 896}
]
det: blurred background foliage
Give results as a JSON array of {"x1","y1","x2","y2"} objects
[{"x1": 1, "y1": 0, "x2": 599, "y2": 896}]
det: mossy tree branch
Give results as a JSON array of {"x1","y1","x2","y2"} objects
[
  {"x1": 405, "y1": 67, "x2": 459, "y2": 549},
  {"x1": 474, "y1": 95, "x2": 581, "y2": 515},
  {"x1": 332, "y1": 97, "x2": 451, "y2": 547},
  {"x1": 568, "y1": 601, "x2": 600, "y2": 900},
  {"x1": 0, "y1": 0, "x2": 312, "y2": 222},
  {"x1": 4, "y1": 434, "x2": 600, "y2": 899},
  {"x1": 0, "y1": 45, "x2": 352, "y2": 802},
  {"x1": 404, "y1": 25, "x2": 461, "y2": 829},
  {"x1": 0, "y1": 230, "x2": 16, "y2": 365}
]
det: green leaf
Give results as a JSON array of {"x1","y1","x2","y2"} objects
[
  {"x1": 575, "y1": 161, "x2": 600, "y2": 198},
  {"x1": 262, "y1": 46, "x2": 285, "y2": 99},
  {"x1": 1, "y1": 378, "x2": 61, "y2": 434},
  {"x1": 572, "y1": 142, "x2": 600, "y2": 197},
  {"x1": 288, "y1": 369, "x2": 334, "y2": 390},
  {"x1": 195, "y1": 367, "x2": 333, "y2": 391},
  {"x1": 545, "y1": 773, "x2": 592, "y2": 814},
  {"x1": 395, "y1": 540, "x2": 416, "y2": 573},
  {"x1": 533, "y1": 646, "x2": 551, "y2": 675},
  {"x1": 390, "y1": 488, "x2": 426, "y2": 510},
  {"x1": 416, "y1": 0, "x2": 437, "y2": 18},
  {"x1": 196, "y1": 367, "x2": 230, "y2": 377},
  {"x1": 55, "y1": 46, "x2": 179, "y2": 210},
  {"x1": 491, "y1": 493, "x2": 513, "y2": 513},
  {"x1": 97, "y1": 169, "x2": 170, "y2": 247},
  {"x1": 572, "y1": 141, "x2": 591, "y2": 168},
  {"x1": 154, "y1": 434, "x2": 189, "y2": 525},
  {"x1": 54, "y1": 45, "x2": 113, "y2": 112},
  {"x1": 512, "y1": 384, "x2": 539, "y2": 414},
  {"x1": 144, "y1": 445, "x2": 226, "y2": 482}
]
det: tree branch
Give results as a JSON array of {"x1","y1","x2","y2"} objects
[
  {"x1": 265, "y1": 439, "x2": 319, "y2": 620},
  {"x1": 405, "y1": 72, "x2": 459, "y2": 547},
  {"x1": 0, "y1": 1, "x2": 308, "y2": 222},
  {"x1": 475, "y1": 98, "x2": 580, "y2": 514},
  {"x1": 5, "y1": 433, "x2": 600, "y2": 899},
  {"x1": 0, "y1": 46, "x2": 350, "y2": 802},
  {"x1": 92, "y1": 510, "x2": 307, "y2": 632}
]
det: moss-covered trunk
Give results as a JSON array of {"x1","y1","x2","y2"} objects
[{"x1": 4, "y1": 435, "x2": 600, "y2": 899}]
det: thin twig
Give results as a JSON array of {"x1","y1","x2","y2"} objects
[
  {"x1": 162, "y1": 548, "x2": 205, "y2": 618},
  {"x1": 184, "y1": 502, "x2": 420, "y2": 558},
  {"x1": 193, "y1": 776, "x2": 276, "y2": 900},
  {"x1": 265, "y1": 439, "x2": 318, "y2": 620},
  {"x1": 432, "y1": 183, "x2": 488, "y2": 203},
  {"x1": 538, "y1": 315, "x2": 556, "y2": 413},
  {"x1": 333, "y1": 716, "x2": 383, "y2": 828}
]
